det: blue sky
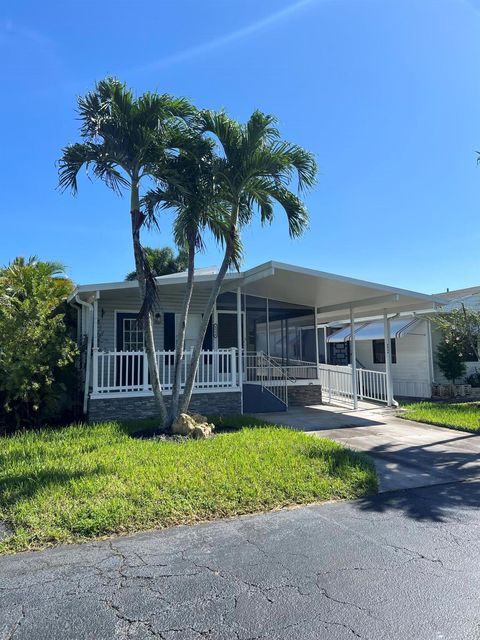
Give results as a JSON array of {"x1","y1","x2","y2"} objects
[{"x1": 1, "y1": 0, "x2": 480, "y2": 293}]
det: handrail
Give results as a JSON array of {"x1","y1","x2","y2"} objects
[{"x1": 262, "y1": 353, "x2": 297, "y2": 383}]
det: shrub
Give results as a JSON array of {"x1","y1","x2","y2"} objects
[{"x1": 0, "y1": 257, "x2": 78, "y2": 430}]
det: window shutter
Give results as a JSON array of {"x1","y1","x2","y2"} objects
[
  {"x1": 203, "y1": 317, "x2": 213, "y2": 350},
  {"x1": 164, "y1": 313, "x2": 175, "y2": 351}
]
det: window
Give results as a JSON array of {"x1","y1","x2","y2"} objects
[
  {"x1": 123, "y1": 318, "x2": 144, "y2": 351},
  {"x1": 372, "y1": 339, "x2": 397, "y2": 364}
]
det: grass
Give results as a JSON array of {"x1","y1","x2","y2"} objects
[
  {"x1": 400, "y1": 401, "x2": 480, "y2": 433},
  {"x1": 0, "y1": 416, "x2": 377, "y2": 554}
]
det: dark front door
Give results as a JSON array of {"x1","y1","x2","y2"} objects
[{"x1": 116, "y1": 312, "x2": 144, "y2": 388}]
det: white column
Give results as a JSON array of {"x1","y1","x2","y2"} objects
[
  {"x1": 266, "y1": 297, "x2": 270, "y2": 356},
  {"x1": 324, "y1": 326, "x2": 328, "y2": 364},
  {"x1": 426, "y1": 318, "x2": 434, "y2": 389},
  {"x1": 314, "y1": 307, "x2": 320, "y2": 379},
  {"x1": 383, "y1": 310, "x2": 394, "y2": 406},
  {"x1": 350, "y1": 306, "x2": 358, "y2": 409},
  {"x1": 237, "y1": 287, "x2": 244, "y2": 413},
  {"x1": 92, "y1": 292, "x2": 100, "y2": 393}
]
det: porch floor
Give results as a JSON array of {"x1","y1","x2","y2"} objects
[{"x1": 252, "y1": 403, "x2": 480, "y2": 493}]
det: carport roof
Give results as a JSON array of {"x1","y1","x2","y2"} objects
[
  {"x1": 69, "y1": 260, "x2": 443, "y2": 320},
  {"x1": 240, "y1": 262, "x2": 443, "y2": 322}
]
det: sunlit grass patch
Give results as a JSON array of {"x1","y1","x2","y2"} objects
[
  {"x1": 0, "y1": 418, "x2": 377, "y2": 553},
  {"x1": 400, "y1": 402, "x2": 480, "y2": 433}
]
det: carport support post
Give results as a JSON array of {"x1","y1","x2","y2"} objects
[
  {"x1": 314, "y1": 306, "x2": 320, "y2": 379},
  {"x1": 383, "y1": 310, "x2": 394, "y2": 406},
  {"x1": 237, "y1": 287, "x2": 244, "y2": 414},
  {"x1": 350, "y1": 306, "x2": 358, "y2": 409}
]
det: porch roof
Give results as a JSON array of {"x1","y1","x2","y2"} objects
[{"x1": 69, "y1": 260, "x2": 443, "y2": 320}]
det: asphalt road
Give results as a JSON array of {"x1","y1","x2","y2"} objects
[{"x1": 1, "y1": 480, "x2": 480, "y2": 640}]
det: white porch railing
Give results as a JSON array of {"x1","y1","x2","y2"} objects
[
  {"x1": 93, "y1": 348, "x2": 238, "y2": 395},
  {"x1": 318, "y1": 363, "x2": 389, "y2": 406},
  {"x1": 357, "y1": 367, "x2": 388, "y2": 403},
  {"x1": 317, "y1": 363, "x2": 354, "y2": 405}
]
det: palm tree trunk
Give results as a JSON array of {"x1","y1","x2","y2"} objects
[
  {"x1": 130, "y1": 180, "x2": 168, "y2": 426},
  {"x1": 179, "y1": 213, "x2": 239, "y2": 416},
  {"x1": 168, "y1": 240, "x2": 195, "y2": 428}
]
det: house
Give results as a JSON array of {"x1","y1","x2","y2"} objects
[{"x1": 68, "y1": 261, "x2": 442, "y2": 421}]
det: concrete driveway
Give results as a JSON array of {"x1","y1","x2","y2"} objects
[
  {"x1": 1, "y1": 480, "x2": 479, "y2": 640},
  {"x1": 254, "y1": 403, "x2": 480, "y2": 491}
]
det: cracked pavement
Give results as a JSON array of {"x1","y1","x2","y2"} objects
[{"x1": 2, "y1": 480, "x2": 480, "y2": 639}]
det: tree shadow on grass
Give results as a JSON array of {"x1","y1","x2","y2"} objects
[{"x1": 0, "y1": 468, "x2": 103, "y2": 511}]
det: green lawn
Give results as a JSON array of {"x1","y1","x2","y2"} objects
[
  {"x1": 400, "y1": 401, "x2": 480, "y2": 433},
  {"x1": 0, "y1": 417, "x2": 377, "y2": 554}
]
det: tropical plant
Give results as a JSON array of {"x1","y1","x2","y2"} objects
[
  {"x1": 178, "y1": 109, "x2": 317, "y2": 415},
  {"x1": 143, "y1": 137, "x2": 229, "y2": 426},
  {"x1": 0, "y1": 257, "x2": 77, "y2": 429},
  {"x1": 58, "y1": 77, "x2": 196, "y2": 426},
  {"x1": 432, "y1": 306, "x2": 480, "y2": 363},
  {"x1": 436, "y1": 337, "x2": 466, "y2": 385},
  {"x1": 125, "y1": 246, "x2": 188, "y2": 281}
]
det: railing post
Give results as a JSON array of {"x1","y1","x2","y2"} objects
[
  {"x1": 143, "y1": 351, "x2": 149, "y2": 392},
  {"x1": 92, "y1": 348, "x2": 99, "y2": 394},
  {"x1": 328, "y1": 368, "x2": 332, "y2": 404},
  {"x1": 230, "y1": 347, "x2": 237, "y2": 388},
  {"x1": 358, "y1": 369, "x2": 364, "y2": 400}
]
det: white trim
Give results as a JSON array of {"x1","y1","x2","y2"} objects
[
  {"x1": 68, "y1": 271, "x2": 242, "y2": 300},
  {"x1": 90, "y1": 387, "x2": 241, "y2": 400}
]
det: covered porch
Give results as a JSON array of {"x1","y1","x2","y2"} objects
[{"x1": 70, "y1": 261, "x2": 441, "y2": 415}]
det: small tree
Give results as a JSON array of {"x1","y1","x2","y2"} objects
[
  {"x1": 0, "y1": 257, "x2": 77, "y2": 429},
  {"x1": 125, "y1": 246, "x2": 188, "y2": 281},
  {"x1": 433, "y1": 305, "x2": 480, "y2": 362},
  {"x1": 436, "y1": 337, "x2": 466, "y2": 386}
]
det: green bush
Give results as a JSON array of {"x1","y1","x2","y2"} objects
[{"x1": 0, "y1": 257, "x2": 78, "y2": 430}]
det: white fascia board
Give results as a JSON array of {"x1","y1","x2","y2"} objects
[{"x1": 70, "y1": 270, "x2": 243, "y2": 298}]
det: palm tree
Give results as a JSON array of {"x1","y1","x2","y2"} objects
[
  {"x1": 58, "y1": 77, "x2": 195, "y2": 426},
  {"x1": 125, "y1": 246, "x2": 189, "y2": 281},
  {"x1": 179, "y1": 110, "x2": 317, "y2": 415},
  {"x1": 142, "y1": 137, "x2": 229, "y2": 427}
]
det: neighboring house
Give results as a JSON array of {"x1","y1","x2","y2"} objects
[{"x1": 68, "y1": 261, "x2": 441, "y2": 421}]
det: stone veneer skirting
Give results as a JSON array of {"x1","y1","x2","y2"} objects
[
  {"x1": 287, "y1": 384, "x2": 323, "y2": 407},
  {"x1": 88, "y1": 391, "x2": 242, "y2": 423}
]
